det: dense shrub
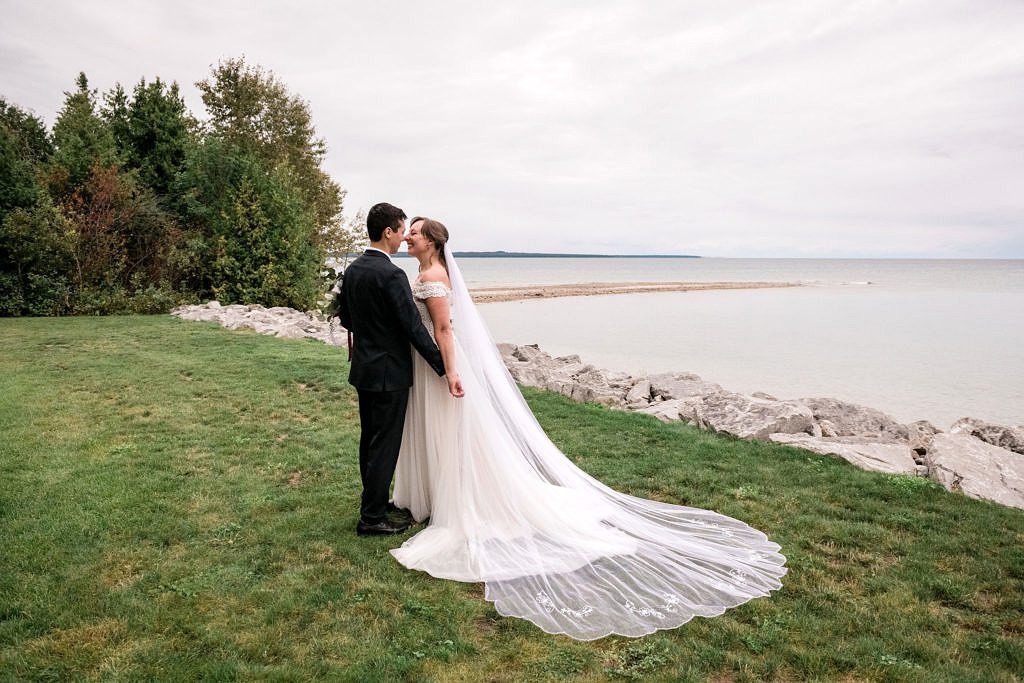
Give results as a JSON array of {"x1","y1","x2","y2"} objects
[
  {"x1": 73, "y1": 283, "x2": 189, "y2": 316},
  {"x1": 0, "y1": 203, "x2": 74, "y2": 315}
]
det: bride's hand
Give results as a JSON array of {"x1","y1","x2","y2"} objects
[{"x1": 447, "y1": 374, "x2": 465, "y2": 398}]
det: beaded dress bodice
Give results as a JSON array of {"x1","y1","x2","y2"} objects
[{"x1": 412, "y1": 280, "x2": 452, "y2": 340}]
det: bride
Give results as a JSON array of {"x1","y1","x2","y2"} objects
[{"x1": 390, "y1": 217, "x2": 786, "y2": 641}]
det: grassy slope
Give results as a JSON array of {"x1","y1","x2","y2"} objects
[{"x1": 0, "y1": 316, "x2": 1021, "y2": 682}]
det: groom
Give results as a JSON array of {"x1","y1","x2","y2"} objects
[{"x1": 338, "y1": 202, "x2": 446, "y2": 536}]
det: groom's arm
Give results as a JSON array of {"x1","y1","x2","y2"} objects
[
  {"x1": 337, "y1": 281, "x2": 351, "y2": 329},
  {"x1": 384, "y1": 269, "x2": 446, "y2": 377}
]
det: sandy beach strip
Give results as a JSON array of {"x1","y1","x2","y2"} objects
[{"x1": 469, "y1": 281, "x2": 799, "y2": 303}]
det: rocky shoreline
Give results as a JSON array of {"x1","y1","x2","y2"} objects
[{"x1": 171, "y1": 302, "x2": 1024, "y2": 511}]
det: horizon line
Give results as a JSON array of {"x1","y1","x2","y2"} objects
[{"x1": 387, "y1": 251, "x2": 1024, "y2": 260}]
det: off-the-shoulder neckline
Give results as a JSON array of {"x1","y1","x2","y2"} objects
[{"x1": 414, "y1": 277, "x2": 452, "y2": 290}]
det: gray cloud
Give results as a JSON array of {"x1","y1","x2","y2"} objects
[{"x1": 3, "y1": 0, "x2": 1022, "y2": 256}]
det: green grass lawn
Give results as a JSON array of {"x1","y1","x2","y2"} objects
[{"x1": 1, "y1": 316, "x2": 1022, "y2": 682}]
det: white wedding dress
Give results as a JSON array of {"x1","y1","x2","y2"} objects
[{"x1": 391, "y1": 247, "x2": 786, "y2": 640}]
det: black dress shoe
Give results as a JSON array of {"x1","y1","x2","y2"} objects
[
  {"x1": 386, "y1": 502, "x2": 414, "y2": 522},
  {"x1": 356, "y1": 518, "x2": 410, "y2": 536}
]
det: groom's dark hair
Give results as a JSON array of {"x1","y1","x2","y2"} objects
[{"x1": 366, "y1": 203, "x2": 407, "y2": 242}]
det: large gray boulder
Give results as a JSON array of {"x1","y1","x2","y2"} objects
[
  {"x1": 949, "y1": 418, "x2": 1024, "y2": 455},
  {"x1": 648, "y1": 372, "x2": 724, "y2": 401},
  {"x1": 694, "y1": 392, "x2": 815, "y2": 440},
  {"x1": 503, "y1": 345, "x2": 559, "y2": 387},
  {"x1": 496, "y1": 342, "x2": 517, "y2": 357},
  {"x1": 768, "y1": 434, "x2": 921, "y2": 475},
  {"x1": 637, "y1": 397, "x2": 705, "y2": 423},
  {"x1": 500, "y1": 345, "x2": 627, "y2": 406},
  {"x1": 907, "y1": 420, "x2": 942, "y2": 454},
  {"x1": 545, "y1": 367, "x2": 626, "y2": 406},
  {"x1": 510, "y1": 343, "x2": 547, "y2": 364},
  {"x1": 797, "y1": 397, "x2": 909, "y2": 441},
  {"x1": 926, "y1": 433, "x2": 1024, "y2": 509},
  {"x1": 172, "y1": 303, "x2": 226, "y2": 322},
  {"x1": 624, "y1": 379, "x2": 652, "y2": 407}
]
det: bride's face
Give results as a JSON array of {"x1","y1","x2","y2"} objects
[{"x1": 405, "y1": 222, "x2": 431, "y2": 257}]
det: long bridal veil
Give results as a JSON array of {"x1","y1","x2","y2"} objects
[{"x1": 416, "y1": 245, "x2": 786, "y2": 640}]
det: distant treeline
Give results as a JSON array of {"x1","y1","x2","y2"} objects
[
  {"x1": 0, "y1": 58, "x2": 364, "y2": 316},
  {"x1": 395, "y1": 251, "x2": 701, "y2": 258}
]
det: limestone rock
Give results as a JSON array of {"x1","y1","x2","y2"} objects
[
  {"x1": 818, "y1": 419, "x2": 838, "y2": 437},
  {"x1": 275, "y1": 323, "x2": 313, "y2": 339},
  {"x1": 638, "y1": 399, "x2": 684, "y2": 422},
  {"x1": 797, "y1": 397, "x2": 909, "y2": 441},
  {"x1": 648, "y1": 372, "x2": 724, "y2": 401},
  {"x1": 502, "y1": 344, "x2": 626, "y2": 406},
  {"x1": 625, "y1": 379, "x2": 652, "y2": 407},
  {"x1": 512, "y1": 344, "x2": 547, "y2": 364},
  {"x1": 606, "y1": 371, "x2": 636, "y2": 388},
  {"x1": 507, "y1": 362, "x2": 553, "y2": 387},
  {"x1": 768, "y1": 434, "x2": 919, "y2": 475},
  {"x1": 171, "y1": 302, "x2": 334, "y2": 344},
  {"x1": 694, "y1": 392, "x2": 814, "y2": 440},
  {"x1": 637, "y1": 397, "x2": 705, "y2": 423},
  {"x1": 496, "y1": 342, "x2": 516, "y2": 357},
  {"x1": 556, "y1": 366, "x2": 626, "y2": 406},
  {"x1": 503, "y1": 345, "x2": 563, "y2": 387},
  {"x1": 926, "y1": 433, "x2": 1024, "y2": 509},
  {"x1": 907, "y1": 420, "x2": 941, "y2": 455},
  {"x1": 950, "y1": 417, "x2": 1024, "y2": 455}
]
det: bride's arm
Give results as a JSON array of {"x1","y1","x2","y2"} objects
[{"x1": 424, "y1": 295, "x2": 464, "y2": 398}]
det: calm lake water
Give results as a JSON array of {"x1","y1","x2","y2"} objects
[{"x1": 396, "y1": 257, "x2": 1024, "y2": 428}]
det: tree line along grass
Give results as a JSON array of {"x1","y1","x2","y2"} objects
[
  {"x1": 1, "y1": 315, "x2": 1022, "y2": 681},
  {"x1": 1, "y1": 59, "x2": 366, "y2": 318}
]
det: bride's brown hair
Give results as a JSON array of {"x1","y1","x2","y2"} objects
[{"x1": 410, "y1": 216, "x2": 450, "y2": 270}]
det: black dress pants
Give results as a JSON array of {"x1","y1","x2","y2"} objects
[{"x1": 356, "y1": 387, "x2": 410, "y2": 524}]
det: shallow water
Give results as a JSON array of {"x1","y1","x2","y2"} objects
[{"x1": 397, "y1": 258, "x2": 1024, "y2": 428}]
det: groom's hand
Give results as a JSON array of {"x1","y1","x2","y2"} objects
[{"x1": 448, "y1": 374, "x2": 465, "y2": 398}]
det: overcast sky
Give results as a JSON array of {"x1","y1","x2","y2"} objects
[{"x1": 3, "y1": 0, "x2": 1023, "y2": 257}]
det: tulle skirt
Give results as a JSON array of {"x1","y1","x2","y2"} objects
[{"x1": 392, "y1": 340, "x2": 787, "y2": 640}]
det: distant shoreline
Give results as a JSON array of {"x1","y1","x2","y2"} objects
[
  {"x1": 470, "y1": 281, "x2": 798, "y2": 303},
  {"x1": 393, "y1": 251, "x2": 702, "y2": 259}
]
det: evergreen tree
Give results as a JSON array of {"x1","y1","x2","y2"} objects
[
  {"x1": 0, "y1": 98, "x2": 52, "y2": 217},
  {"x1": 50, "y1": 73, "x2": 120, "y2": 196},
  {"x1": 104, "y1": 78, "x2": 192, "y2": 196},
  {"x1": 102, "y1": 83, "x2": 131, "y2": 155},
  {"x1": 0, "y1": 98, "x2": 70, "y2": 315}
]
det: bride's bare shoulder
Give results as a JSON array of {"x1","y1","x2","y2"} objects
[{"x1": 418, "y1": 264, "x2": 452, "y2": 288}]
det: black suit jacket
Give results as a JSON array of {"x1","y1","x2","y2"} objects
[{"x1": 338, "y1": 250, "x2": 446, "y2": 391}]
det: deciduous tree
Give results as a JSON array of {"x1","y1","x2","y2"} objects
[{"x1": 196, "y1": 58, "x2": 345, "y2": 243}]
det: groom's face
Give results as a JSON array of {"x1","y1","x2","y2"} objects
[{"x1": 383, "y1": 219, "x2": 406, "y2": 254}]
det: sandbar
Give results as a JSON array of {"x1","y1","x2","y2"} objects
[{"x1": 469, "y1": 281, "x2": 799, "y2": 303}]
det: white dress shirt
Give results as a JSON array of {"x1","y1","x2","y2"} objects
[{"x1": 364, "y1": 247, "x2": 394, "y2": 261}]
